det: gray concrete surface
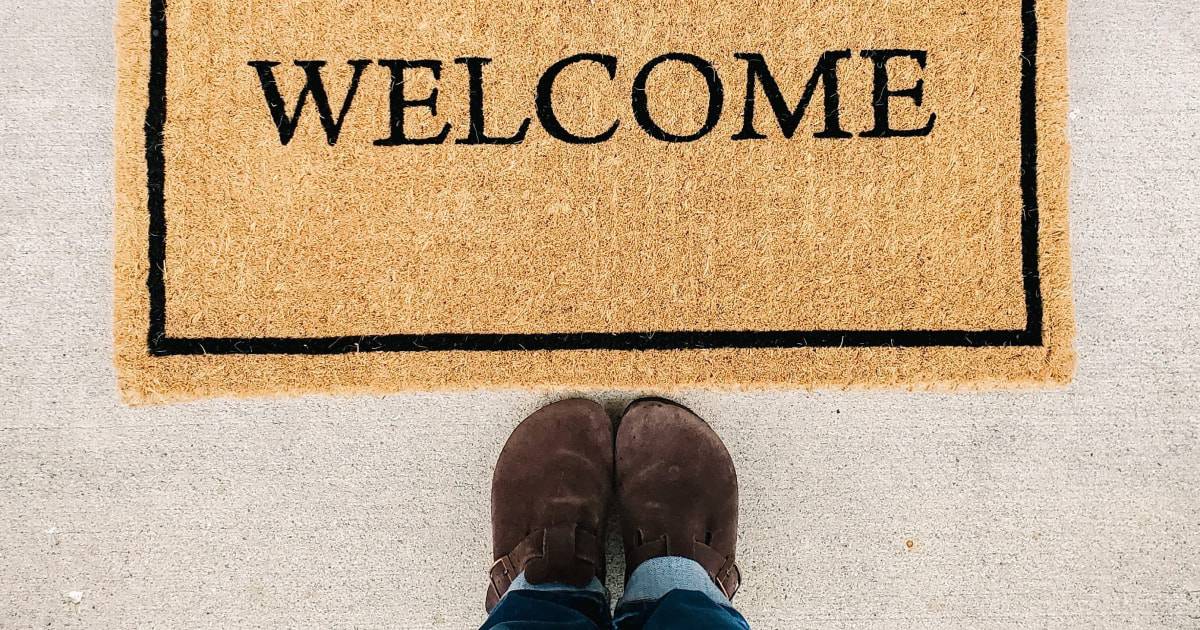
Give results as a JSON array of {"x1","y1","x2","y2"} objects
[{"x1": 1, "y1": 0, "x2": 1198, "y2": 627}]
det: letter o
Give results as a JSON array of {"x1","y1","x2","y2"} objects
[{"x1": 631, "y1": 53, "x2": 725, "y2": 143}]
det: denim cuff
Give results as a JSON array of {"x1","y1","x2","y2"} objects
[
  {"x1": 505, "y1": 571, "x2": 610, "y2": 601},
  {"x1": 617, "y1": 556, "x2": 731, "y2": 608}
]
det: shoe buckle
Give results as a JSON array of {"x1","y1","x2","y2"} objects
[{"x1": 489, "y1": 555, "x2": 517, "y2": 595}]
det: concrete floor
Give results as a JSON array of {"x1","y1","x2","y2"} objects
[{"x1": 1, "y1": 0, "x2": 1198, "y2": 628}]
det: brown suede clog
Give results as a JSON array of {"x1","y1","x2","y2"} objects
[
  {"x1": 486, "y1": 398, "x2": 614, "y2": 611},
  {"x1": 616, "y1": 398, "x2": 742, "y2": 599}
]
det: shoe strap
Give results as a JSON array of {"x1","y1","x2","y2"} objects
[
  {"x1": 628, "y1": 535, "x2": 741, "y2": 600},
  {"x1": 485, "y1": 524, "x2": 601, "y2": 611}
]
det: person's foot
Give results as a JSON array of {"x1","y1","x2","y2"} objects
[
  {"x1": 486, "y1": 398, "x2": 614, "y2": 611},
  {"x1": 616, "y1": 398, "x2": 741, "y2": 599}
]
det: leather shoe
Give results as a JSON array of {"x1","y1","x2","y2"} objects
[
  {"x1": 486, "y1": 398, "x2": 614, "y2": 611},
  {"x1": 616, "y1": 398, "x2": 741, "y2": 599}
]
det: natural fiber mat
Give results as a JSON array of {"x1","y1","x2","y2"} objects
[{"x1": 115, "y1": 0, "x2": 1074, "y2": 403}]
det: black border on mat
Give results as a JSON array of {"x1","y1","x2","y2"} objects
[{"x1": 144, "y1": 0, "x2": 1043, "y2": 356}]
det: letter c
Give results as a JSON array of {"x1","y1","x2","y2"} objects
[{"x1": 536, "y1": 53, "x2": 620, "y2": 144}]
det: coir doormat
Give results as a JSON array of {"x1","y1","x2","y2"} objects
[{"x1": 115, "y1": 0, "x2": 1074, "y2": 403}]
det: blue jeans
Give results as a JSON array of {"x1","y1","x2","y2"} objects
[{"x1": 480, "y1": 557, "x2": 750, "y2": 630}]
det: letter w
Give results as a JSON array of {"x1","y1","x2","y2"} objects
[{"x1": 248, "y1": 60, "x2": 371, "y2": 145}]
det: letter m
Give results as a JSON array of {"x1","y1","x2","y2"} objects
[
  {"x1": 732, "y1": 51, "x2": 853, "y2": 140},
  {"x1": 247, "y1": 60, "x2": 371, "y2": 146}
]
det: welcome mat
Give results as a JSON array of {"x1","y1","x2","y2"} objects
[{"x1": 115, "y1": 0, "x2": 1074, "y2": 403}]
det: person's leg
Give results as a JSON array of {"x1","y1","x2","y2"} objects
[
  {"x1": 613, "y1": 398, "x2": 749, "y2": 629},
  {"x1": 612, "y1": 558, "x2": 749, "y2": 629},
  {"x1": 479, "y1": 399, "x2": 615, "y2": 630},
  {"x1": 481, "y1": 576, "x2": 611, "y2": 629}
]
